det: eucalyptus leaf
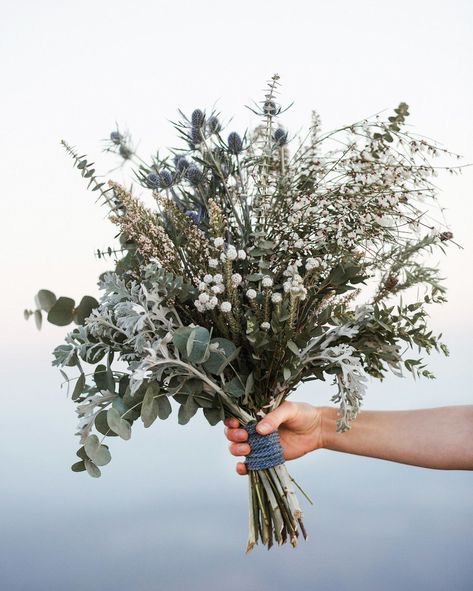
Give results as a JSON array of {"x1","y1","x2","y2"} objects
[
  {"x1": 178, "y1": 395, "x2": 199, "y2": 425},
  {"x1": 84, "y1": 458, "x2": 101, "y2": 478},
  {"x1": 141, "y1": 383, "x2": 159, "y2": 428},
  {"x1": 156, "y1": 394, "x2": 172, "y2": 420},
  {"x1": 72, "y1": 373, "x2": 86, "y2": 401},
  {"x1": 71, "y1": 460, "x2": 86, "y2": 472},
  {"x1": 47, "y1": 296, "x2": 75, "y2": 326},
  {"x1": 107, "y1": 407, "x2": 132, "y2": 440},
  {"x1": 186, "y1": 326, "x2": 211, "y2": 364},
  {"x1": 36, "y1": 289, "x2": 57, "y2": 312},
  {"x1": 203, "y1": 407, "x2": 222, "y2": 426},
  {"x1": 34, "y1": 309, "x2": 42, "y2": 330}
]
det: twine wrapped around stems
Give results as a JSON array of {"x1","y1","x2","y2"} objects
[{"x1": 243, "y1": 422, "x2": 285, "y2": 470}]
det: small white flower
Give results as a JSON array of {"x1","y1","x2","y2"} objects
[
  {"x1": 246, "y1": 288, "x2": 257, "y2": 300},
  {"x1": 226, "y1": 246, "x2": 238, "y2": 260},
  {"x1": 198, "y1": 292, "x2": 210, "y2": 304},
  {"x1": 220, "y1": 253, "x2": 227, "y2": 262},
  {"x1": 231, "y1": 273, "x2": 242, "y2": 286},
  {"x1": 262, "y1": 276, "x2": 273, "y2": 288},
  {"x1": 198, "y1": 282, "x2": 207, "y2": 291},
  {"x1": 194, "y1": 299, "x2": 205, "y2": 312},
  {"x1": 213, "y1": 273, "x2": 223, "y2": 284},
  {"x1": 237, "y1": 249, "x2": 247, "y2": 260},
  {"x1": 220, "y1": 301, "x2": 232, "y2": 313},
  {"x1": 283, "y1": 281, "x2": 291, "y2": 293},
  {"x1": 208, "y1": 258, "x2": 219, "y2": 268},
  {"x1": 271, "y1": 292, "x2": 282, "y2": 304},
  {"x1": 260, "y1": 321, "x2": 271, "y2": 331},
  {"x1": 211, "y1": 285, "x2": 221, "y2": 294},
  {"x1": 294, "y1": 239, "x2": 304, "y2": 249},
  {"x1": 214, "y1": 237, "x2": 225, "y2": 248},
  {"x1": 209, "y1": 296, "x2": 218, "y2": 308},
  {"x1": 203, "y1": 274, "x2": 213, "y2": 283}
]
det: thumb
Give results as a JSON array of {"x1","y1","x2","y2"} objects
[{"x1": 256, "y1": 401, "x2": 297, "y2": 435}]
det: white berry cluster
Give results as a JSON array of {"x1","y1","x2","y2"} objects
[
  {"x1": 194, "y1": 272, "x2": 226, "y2": 312},
  {"x1": 211, "y1": 238, "x2": 247, "y2": 264}
]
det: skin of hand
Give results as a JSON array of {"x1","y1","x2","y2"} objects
[
  {"x1": 225, "y1": 403, "x2": 473, "y2": 473},
  {"x1": 224, "y1": 401, "x2": 325, "y2": 475}
]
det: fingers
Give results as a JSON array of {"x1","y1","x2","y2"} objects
[
  {"x1": 255, "y1": 400, "x2": 298, "y2": 435},
  {"x1": 224, "y1": 426, "x2": 249, "y2": 443},
  {"x1": 228, "y1": 442, "x2": 251, "y2": 456},
  {"x1": 224, "y1": 418, "x2": 240, "y2": 428},
  {"x1": 236, "y1": 462, "x2": 248, "y2": 476}
]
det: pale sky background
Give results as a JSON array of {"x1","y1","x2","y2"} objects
[{"x1": 1, "y1": 1, "x2": 472, "y2": 590}]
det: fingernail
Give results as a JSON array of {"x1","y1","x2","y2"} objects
[
  {"x1": 238, "y1": 445, "x2": 248, "y2": 453},
  {"x1": 256, "y1": 423, "x2": 270, "y2": 434}
]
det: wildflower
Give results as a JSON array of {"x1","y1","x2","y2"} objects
[
  {"x1": 186, "y1": 165, "x2": 204, "y2": 185},
  {"x1": 110, "y1": 131, "x2": 122, "y2": 144},
  {"x1": 231, "y1": 273, "x2": 242, "y2": 286},
  {"x1": 198, "y1": 293, "x2": 210, "y2": 304},
  {"x1": 147, "y1": 172, "x2": 160, "y2": 188},
  {"x1": 220, "y1": 301, "x2": 232, "y2": 313},
  {"x1": 263, "y1": 100, "x2": 277, "y2": 115},
  {"x1": 214, "y1": 237, "x2": 225, "y2": 248},
  {"x1": 246, "y1": 289, "x2": 257, "y2": 300},
  {"x1": 158, "y1": 170, "x2": 173, "y2": 188},
  {"x1": 190, "y1": 126, "x2": 203, "y2": 145},
  {"x1": 203, "y1": 274, "x2": 213, "y2": 283},
  {"x1": 262, "y1": 276, "x2": 273, "y2": 288},
  {"x1": 226, "y1": 246, "x2": 238, "y2": 260},
  {"x1": 213, "y1": 273, "x2": 223, "y2": 284},
  {"x1": 174, "y1": 156, "x2": 190, "y2": 172},
  {"x1": 237, "y1": 249, "x2": 247, "y2": 260},
  {"x1": 209, "y1": 296, "x2": 218, "y2": 309},
  {"x1": 260, "y1": 322, "x2": 271, "y2": 331},
  {"x1": 274, "y1": 128, "x2": 288, "y2": 146},
  {"x1": 228, "y1": 132, "x2": 243, "y2": 154},
  {"x1": 271, "y1": 292, "x2": 282, "y2": 304},
  {"x1": 220, "y1": 253, "x2": 227, "y2": 262},
  {"x1": 191, "y1": 108, "x2": 206, "y2": 127},
  {"x1": 208, "y1": 258, "x2": 219, "y2": 268},
  {"x1": 207, "y1": 115, "x2": 221, "y2": 133}
]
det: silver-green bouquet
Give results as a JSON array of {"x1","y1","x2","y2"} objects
[{"x1": 26, "y1": 74, "x2": 460, "y2": 551}]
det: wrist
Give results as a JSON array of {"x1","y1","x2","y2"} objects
[{"x1": 319, "y1": 406, "x2": 340, "y2": 449}]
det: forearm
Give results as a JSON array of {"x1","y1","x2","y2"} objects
[{"x1": 321, "y1": 405, "x2": 473, "y2": 470}]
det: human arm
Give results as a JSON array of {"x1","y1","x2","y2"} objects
[{"x1": 224, "y1": 402, "x2": 473, "y2": 473}]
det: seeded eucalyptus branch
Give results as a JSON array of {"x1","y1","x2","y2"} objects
[{"x1": 29, "y1": 73, "x2": 462, "y2": 551}]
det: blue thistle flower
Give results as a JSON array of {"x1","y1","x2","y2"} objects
[
  {"x1": 185, "y1": 206, "x2": 205, "y2": 225},
  {"x1": 158, "y1": 169, "x2": 173, "y2": 188},
  {"x1": 227, "y1": 132, "x2": 243, "y2": 155},
  {"x1": 110, "y1": 131, "x2": 122, "y2": 144},
  {"x1": 147, "y1": 172, "x2": 160, "y2": 188},
  {"x1": 191, "y1": 109, "x2": 206, "y2": 127},
  {"x1": 186, "y1": 165, "x2": 204, "y2": 185},
  {"x1": 191, "y1": 126, "x2": 203, "y2": 145},
  {"x1": 263, "y1": 100, "x2": 278, "y2": 115},
  {"x1": 174, "y1": 155, "x2": 190, "y2": 172},
  {"x1": 207, "y1": 115, "x2": 221, "y2": 134},
  {"x1": 119, "y1": 144, "x2": 133, "y2": 159},
  {"x1": 274, "y1": 128, "x2": 288, "y2": 146}
]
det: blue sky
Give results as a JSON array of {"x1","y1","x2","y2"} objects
[{"x1": 1, "y1": 1, "x2": 472, "y2": 589}]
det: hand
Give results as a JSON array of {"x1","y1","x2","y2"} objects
[{"x1": 224, "y1": 401, "x2": 326, "y2": 475}]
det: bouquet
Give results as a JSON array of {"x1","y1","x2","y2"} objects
[{"x1": 26, "y1": 74, "x2": 460, "y2": 552}]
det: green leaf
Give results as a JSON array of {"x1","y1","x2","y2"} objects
[
  {"x1": 34, "y1": 309, "x2": 43, "y2": 330},
  {"x1": 203, "y1": 407, "x2": 222, "y2": 426},
  {"x1": 225, "y1": 377, "x2": 245, "y2": 399},
  {"x1": 202, "y1": 337, "x2": 237, "y2": 374},
  {"x1": 178, "y1": 395, "x2": 199, "y2": 425},
  {"x1": 95, "y1": 410, "x2": 118, "y2": 437},
  {"x1": 76, "y1": 446, "x2": 88, "y2": 460},
  {"x1": 287, "y1": 340, "x2": 300, "y2": 355},
  {"x1": 141, "y1": 383, "x2": 159, "y2": 428},
  {"x1": 72, "y1": 373, "x2": 86, "y2": 401},
  {"x1": 36, "y1": 289, "x2": 57, "y2": 312},
  {"x1": 172, "y1": 326, "x2": 193, "y2": 357},
  {"x1": 92, "y1": 445, "x2": 112, "y2": 466},
  {"x1": 84, "y1": 434, "x2": 100, "y2": 459},
  {"x1": 107, "y1": 407, "x2": 132, "y2": 440},
  {"x1": 47, "y1": 297, "x2": 75, "y2": 326},
  {"x1": 283, "y1": 367, "x2": 291, "y2": 381},
  {"x1": 186, "y1": 326, "x2": 211, "y2": 364},
  {"x1": 71, "y1": 460, "x2": 86, "y2": 472},
  {"x1": 74, "y1": 295, "x2": 99, "y2": 325},
  {"x1": 84, "y1": 459, "x2": 101, "y2": 478},
  {"x1": 156, "y1": 394, "x2": 172, "y2": 420}
]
